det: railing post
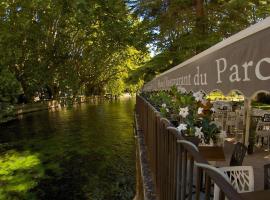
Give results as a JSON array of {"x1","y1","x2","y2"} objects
[
  {"x1": 196, "y1": 168, "x2": 202, "y2": 200},
  {"x1": 188, "y1": 157, "x2": 194, "y2": 200},
  {"x1": 181, "y1": 150, "x2": 187, "y2": 200},
  {"x1": 176, "y1": 142, "x2": 182, "y2": 200}
]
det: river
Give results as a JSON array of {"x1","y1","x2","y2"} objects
[{"x1": 0, "y1": 98, "x2": 136, "y2": 200}]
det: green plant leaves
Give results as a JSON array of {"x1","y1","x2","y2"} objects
[{"x1": 145, "y1": 86, "x2": 219, "y2": 143}]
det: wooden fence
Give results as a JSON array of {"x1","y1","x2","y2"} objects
[{"x1": 135, "y1": 95, "x2": 244, "y2": 200}]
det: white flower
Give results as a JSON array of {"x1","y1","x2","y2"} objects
[
  {"x1": 194, "y1": 127, "x2": 204, "y2": 139},
  {"x1": 198, "y1": 107, "x2": 204, "y2": 115},
  {"x1": 179, "y1": 106, "x2": 189, "y2": 118},
  {"x1": 162, "y1": 103, "x2": 167, "y2": 108},
  {"x1": 177, "y1": 123, "x2": 187, "y2": 132},
  {"x1": 210, "y1": 107, "x2": 215, "y2": 112},
  {"x1": 193, "y1": 91, "x2": 204, "y2": 102},
  {"x1": 177, "y1": 86, "x2": 187, "y2": 93},
  {"x1": 166, "y1": 108, "x2": 169, "y2": 112}
]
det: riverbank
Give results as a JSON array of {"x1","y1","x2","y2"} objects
[{"x1": 0, "y1": 96, "x2": 111, "y2": 124}]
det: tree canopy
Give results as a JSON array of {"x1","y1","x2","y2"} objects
[
  {"x1": 0, "y1": 0, "x2": 149, "y2": 105},
  {"x1": 128, "y1": 0, "x2": 270, "y2": 82}
]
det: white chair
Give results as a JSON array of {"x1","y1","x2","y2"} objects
[
  {"x1": 256, "y1": 121, "x2": 270, "y2": 151},
  {"x1": 214, "y1": 166, "x2": 254, "y2": 200}
]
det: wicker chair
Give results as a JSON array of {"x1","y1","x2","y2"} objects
[
  {"x1": 195, "y1": 163, "x2": 244, "y2": 200},
  {"x1": 214, "y1": 166, "x2": 254, "y2": 200},
  {"x1": 230, "y1": 142, "x2": 247, "y2": 166}
]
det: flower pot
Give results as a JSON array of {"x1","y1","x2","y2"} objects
[
  {"x1": 170, "y1": 120, "x2": 179, "y2": 127},
  {"x1": 183, "y1": 135, "x2": 200, "y2": 146}
]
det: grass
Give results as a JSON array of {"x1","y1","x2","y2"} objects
[{"x1": 252, "y1": 102, "x2": 270, "y2": 110}]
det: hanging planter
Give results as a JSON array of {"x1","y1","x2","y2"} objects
[
  {"x1": 144, "y1": 86, "x2": 220, "y2": 145},
  {"x1": 183, "y1": 135, "x2": 201, "y2": 146}
]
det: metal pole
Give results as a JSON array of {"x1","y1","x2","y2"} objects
[{"x1": 243, "y1": 98, "x2": 252, "y2": 146}]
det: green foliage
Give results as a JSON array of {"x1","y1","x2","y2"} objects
[
  {"x1": 255, "y1": 92, "x2": 270, "y2": 104},
  {"x1": 0, "y1": 68, "x2": 20, "y2": 102},
  {"x1": 0, "y1": 150, "x2": 44, "y2": 200},
  {"x1": 0, "y1": 0, "x2": 149, "y2": 102},
  {"x1": 106, "y1": 47, "x2": 150, "y2": 96},
  {"x1": 130, "y1": 0, "x2": 270, "y2": 80},
  {"x1": 145, "y1": 87, "x2": 219, "y2": 144},
  {"x1": 0, "y1": 67, "x2": 21, "y2": 122},
  {"x1": 149, "y1": 91, "x2": 172, "y2": 108}
]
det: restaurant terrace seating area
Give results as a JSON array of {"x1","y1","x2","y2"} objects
[{"x1": 135, "y1": 94, "x2": 270, "y2": 200}]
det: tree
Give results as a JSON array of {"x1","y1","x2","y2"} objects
[
  {"x1": 129, "y1": 0, "x2": 270, "y2": 80},
  {"x1": 0, "y1": 66, "x2": 21, "y2": 122},
  {"x1": 0, "y1": 0, "x2": 149, "y2": 102}
]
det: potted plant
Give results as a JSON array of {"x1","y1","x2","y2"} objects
[{"x1": 150, "y1": 86, "x2": 220, "y2": 146}]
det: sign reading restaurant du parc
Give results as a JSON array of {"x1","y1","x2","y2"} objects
[{"x1": 143, "y1": 17, "x2": 270, "y2": 97}]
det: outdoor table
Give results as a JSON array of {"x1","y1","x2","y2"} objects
[
  {"x1": 240, "y1": 189, "x2": 270, "y2": 200},
  {"x1": 198, "y1": 146, "x2": 226, "y2": 162}
]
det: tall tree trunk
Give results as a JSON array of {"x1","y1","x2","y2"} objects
[
  {"x1": 196, "y1": 0, "x2": 204, "y2": 23},
  {"x1": 50, "y1": 85, "x2": 60, "y2": 100},
  {"x1": 18, "y1": 77, "x2": 32, "y2": 103},
  {"x1": 195, "y1": 0, "x2": 206, "y2": 54}
]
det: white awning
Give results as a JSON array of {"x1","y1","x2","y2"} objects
[{"x1": 143, "y1": 17, "x2": 270, "y2": 98}]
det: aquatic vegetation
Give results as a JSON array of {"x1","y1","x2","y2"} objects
[{"x1": 0, "y1": 150, "x2": 44, "y2": 199}]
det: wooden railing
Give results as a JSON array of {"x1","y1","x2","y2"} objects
[{"x1": 135, "y1": 95, "x2": 244, "y2": 200}]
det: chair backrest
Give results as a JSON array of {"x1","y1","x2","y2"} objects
[
  {"x1": 263, "y1": 114, "x2": 270, "y2": 122},
  {"x1": 230, "y1": 142, "x2": 247, "y2": 166},
  {"x1": 213, "y1": 166, "x2": 254, "y2": 200},
  {"x1": 256, "y1": 121, "x2": 270, "y2": 137},
  {"x1": 195, "y1": 163, "x2": 244, "y2": 200},
  {"x1": 264, "y1": 163, "x2": 270, "y2": 190}
]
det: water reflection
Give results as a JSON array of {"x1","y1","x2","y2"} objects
[{"x1": 0, "y1": 98, "x2": 135, "y2": 200}]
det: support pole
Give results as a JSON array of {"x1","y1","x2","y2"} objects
[{"x1": 243, "y1": 98, "x2": 252, "y2": 146}]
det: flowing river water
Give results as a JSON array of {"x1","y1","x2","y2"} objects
[{"x1": 0, "y1": 98, "x2": 136, "y2": 200}]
